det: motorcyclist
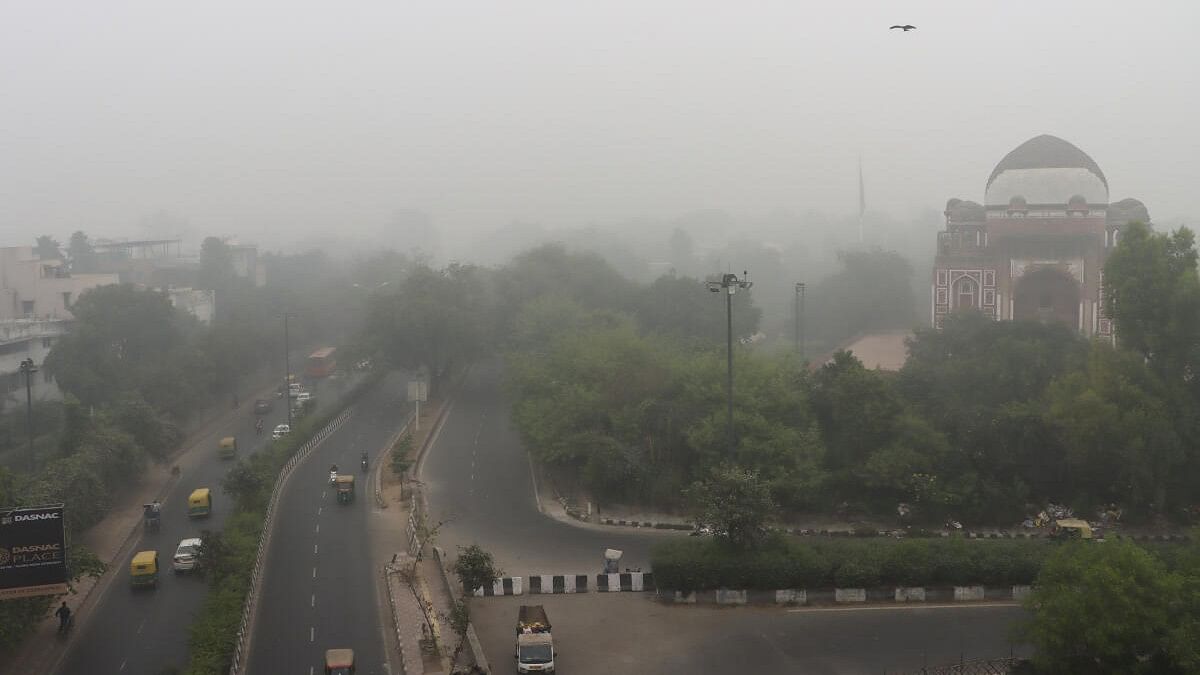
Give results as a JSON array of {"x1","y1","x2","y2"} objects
[
  {"x1": 329, "y1": 464, "x2": 338, "y2": 485},
  {"x1": 360, "y1": 452, "x2": 369, "y2": 471}
]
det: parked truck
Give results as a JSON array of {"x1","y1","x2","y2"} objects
[{"x1": 516, "y1": 605, "x2": 556, "y2": 673}]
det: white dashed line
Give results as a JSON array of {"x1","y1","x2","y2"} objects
[
  {"x1": 315, "y1": 523, "x2": 320, "y2": 534},
  {"x1": 312, "y1": 567, "x2": 317, "y2": 579},
  {"x1": 311, "y1": 594, "x2": 316, "y2": 607},
  {"x1": 314, "y1": 544, "x2": 318, "y2": 554},
  {"x1": 310, "y1": 626, "x2": 315, "y2": 642},
  {"x1": 318, "y1": 507, "x2": 322, "y2": 515}
]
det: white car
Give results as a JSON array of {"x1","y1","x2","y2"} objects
[
  {"x1": 272, "y1": 424, "x2": 291, "y2": 439},
  {"x1": 173, "y1": 537, "x2": 202, "y2": 573}
]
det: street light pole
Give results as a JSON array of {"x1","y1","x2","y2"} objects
[
  {"x1": 795, "y1": 282, "x2": 806, "y2": 360},
  {"x1": 706, "y1": 271, "x2": 753, "y2": 458},
  {"x1": 282, "y1": 312, "x2": 296, "y2": 429},
  {"x1": 19, "y1": 358, "x2": 37, "y2": 468}
]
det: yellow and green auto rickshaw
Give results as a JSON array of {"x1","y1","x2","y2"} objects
[
  {"x1": 218, "y1": 436, "x2": 238, "y2": 459},
  {"x1": 130, "y1": 550, "x2": 159, "y2": 588},
  {"x1": 335, "y1": 475, "x2": 355, "y2": 505},
  {"x1": 188, "y1": 488, "x2": 212, "y2": 517},
  {"x1": 1051, "y1": 518, "x2": 1094, "y2": 540},
  {"x1": 325, "y1": 648, "x2": 355, "y2": 674}
]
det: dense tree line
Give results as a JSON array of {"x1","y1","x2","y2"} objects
[{"x1": 499, "y1": 225, "x2": 1200, "y2": 526}]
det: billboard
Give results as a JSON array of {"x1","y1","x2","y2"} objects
[{"x1": 0, "y1": 504, "x2": 68, "y2": 600}]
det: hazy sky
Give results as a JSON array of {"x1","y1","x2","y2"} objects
[{"x1": 3, "y1": 1, "x2": 1197, "y2": 251}]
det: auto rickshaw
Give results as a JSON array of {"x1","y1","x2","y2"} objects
[
  {"x1": 335, "y1": 475, "x2": 355, "y2": 504},
  {"x1": 130, "y1": 550, "x2": 159, "y2": 588},
  {"x1": 218, "y1": 436, "x2": 237, "y2": 459},
  {"x1": 1051, "y1": 518, "x2": 1094, "y2": 540},
  {"x1": 325, "y1": 648, "x2": 355, "y2": 674},
  {"x1": 188, "y1": 488, "x2": 213, "y2": 517}
]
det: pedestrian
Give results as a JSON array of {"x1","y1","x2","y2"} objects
[{"x1": 55, "y1": 602, "x2": 71, "y2": 633}]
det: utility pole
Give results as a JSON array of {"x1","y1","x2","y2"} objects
[
  {"x1": 795, "y1": 282, "x2": 806, "y2": 360},
  {"x1": 282, "y1": 312, "x2": 296, "y2": 429},
  {"x1": 706, "y1": 271, "x2": 753, "y2": 458},
  {"x1": 19, "y1": 358, "x2": 37, "y2": 468}
]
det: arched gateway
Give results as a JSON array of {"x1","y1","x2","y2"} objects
[{"x1": 932, "y1": 134, "x2": 1150, "y2": 337}]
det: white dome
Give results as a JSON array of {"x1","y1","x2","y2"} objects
[{"x1": 984, "y1": 135, "x2": 1109, "y2": 207}]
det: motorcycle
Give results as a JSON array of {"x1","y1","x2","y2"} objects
[
  {"x1": 360, "y1": 458, "x2": 369, "y2": 472},
  {"x1": 329, "y1": 470, "x2": 338, "y2": 486}
]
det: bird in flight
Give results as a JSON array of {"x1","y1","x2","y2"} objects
[{"x1": 890, "y1": 24, "x2": 916, "y2": 31}]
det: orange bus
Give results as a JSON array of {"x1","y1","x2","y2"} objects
[{"x1": 306, "y1": 347, "x2": 337, "y2": 378}]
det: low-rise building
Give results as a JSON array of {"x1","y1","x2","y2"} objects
[
  {"x1": 0, "y1": 319, "x2": 69, "y2": 404},
  {"x1": 0, "y1": 246, "x2": 119, "y2": 320}
]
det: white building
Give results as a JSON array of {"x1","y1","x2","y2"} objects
[
  {"x1": 0, "y1": 319, "x2": 69, "y2": 405},
  {"x1": 0, "y1": 246, "x2": 119, "y2": 320},
  {"x1": 166, "y1": 287, "x2": 216, "y2": 324},
  {"x1": 0, "y1": 246, "x2": 119, "y2": 405}
]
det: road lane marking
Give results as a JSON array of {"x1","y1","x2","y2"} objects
[
  {"x1": 318, "y1": 507, "x2": 322, "y2": 515},
  {"x1": 315, "y1": 523, "x2": 320, "y2": 534},
  {"x1": 312, "y1": 594, "x2": 316, "y2": 607},
  {"x1": 322, "y1": 491, "x2": 327, "y2": 499},
  {"x1": 314, "y1": 544, "x2": 318, "y2": 554},
  {"x1": 310, "y1": 626, "x2": 315, "y2": 642},
  {"x1": 785, "y1": 602, "x2": 1019, "y2": 614},
  {"x1": 313, "y1": 567, "x2": 317, "y2": 579},
  {"x1": 119, "y1": 659, "x2": 127, "y2": 671}
]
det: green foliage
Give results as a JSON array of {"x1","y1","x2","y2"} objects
[
  {"x1": 391, "y1": 433, "x2": 414, "y2": 475},
  {"x1": 687, "y1": 466, "x2": 775, "y2": 550},
  {"x1": 651, "y1": 536, "x2": 1057, "y2": 591},
  {"x1": 1019, "y1": 539, "x2": 1198, "y2": 674},
  {"x1": 35, "y1": 234, "x2": 62, "y2": 260},
  {"x1": 454, "y1": 544, "x2": 502, "y2": 593},
  {"x1": 367, "y1": 264, "x2": 488, "y2": 390},
  {"x1": 807, "y1": 248, "x2": 917, "y2": 347}
]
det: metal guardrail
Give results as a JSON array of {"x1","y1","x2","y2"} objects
[
  {"x1": 904, "y1": 657, "x2": 1025, "y2": 675},
  {"x1": 227, "y1": 408, "x2": 353, "y2": 675}
]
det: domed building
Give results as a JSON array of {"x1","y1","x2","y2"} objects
[{"x1": 932, "y1": 134, "x2": 1149, "y2": 336}]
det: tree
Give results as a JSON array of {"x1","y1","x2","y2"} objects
[
  {"x1": 367, "y1": 264, "x2": 489, "y2": 392},
  {"x1": 67, "y1": 231, "x2": 96, "y2": 272},
  {"x1": 634, "y1": 274, "x2": 761, "y2": 345},
  {"x1": 197, "y1": 236, "x2": 235, "y2": 292},
  {"x1": 1046, "y1": 344, "x2": 1185, "y2": 514},
  {"x1": 808, "y1": 248, "x2": 918, "y2": 347},
  {"x1": 454, "y1": 544, "x2": 502, "y2": 594},
  {"x1": 35, "y1": 235, "x2": 62, "y2": 260},
  {"x1": 686, "y1": 465, "x2": 775, "y2": 550},
  {"x1": 1019, "y1": 540, "x2": 1189, "y2": 674},
  {"x1": 1103, "y1": 221, "x2": 1200, "y2": 385}
]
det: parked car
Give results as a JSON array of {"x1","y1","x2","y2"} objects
[
  {"x1": 272, "y1": 424, "x2": 291, "y2": 439},
  {"x1": 173, "y1": 537, "x2": 202, "y2": 573},
  {"x1": 253, "y1": 399, "x2": 272, "y2": 415},
  {"x1": 295, "y1": 392, "x2": 313, "y2": 405}
]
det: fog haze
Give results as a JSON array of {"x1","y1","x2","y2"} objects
[{"x1": 3, "y1": 1, "x2": 1197, "y2": 257}]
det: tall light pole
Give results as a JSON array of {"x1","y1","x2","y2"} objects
[
  {"x1": 706, "y1": 271, "x2": 753, "y2": 457},
  {"x1": 19, "y1": 358, "x2": 37, "y2": 467},
  {"x1": 282, "y1": 312, "x2": 296, "y2": 429},
  {"x1": 794, "y1": 282, "x2": 806, "y2": 360}
]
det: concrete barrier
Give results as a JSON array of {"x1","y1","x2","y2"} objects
[
  {"x1": 954, "y1": 585, "x2": 985, "y2": 601},
  {"x1": 528, "y1": 575, "x2": 589, "y2": 594},
  {"x1": 474, "y1": 577, "x2": 524, "y2": 597},
  {"x1": 895, "y1": 587, "x2": 926, "y2": 602},
  {"x1": 716, "y1": 589, "x2": 747, "y2": 605},
  {"x1": 1012, "y1": 585, "x2": 1033, "y2": 601},
  {"x1": 595, "y1": 572, "x2": 652, "y2": 592},
  {"x1": 670, "y1": 590, "x2": 698, "y2": 604},
  {"x1": 835, "y1": 588, "x2": 866, "y2": 603},
  {"x1": 775, "y1": 589, "x2": 806, "y2": 605}
]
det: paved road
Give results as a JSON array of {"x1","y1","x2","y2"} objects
[
  {"x1": 247, "y1": 373, "x2": 411, "y2": 675},
  {"x1": 473, "y1": 594, "x2": 1029, "y2": 675},
  {"x1": 424, "y1": 363, "x2": 683, "y2": 576},
  {"x1": 57, "y1": 374, "x2": 357, "y2": 675}
]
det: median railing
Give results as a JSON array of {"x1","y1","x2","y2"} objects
[{"x1": 227, "y1": 408, "x2": 353, "y2": 675}]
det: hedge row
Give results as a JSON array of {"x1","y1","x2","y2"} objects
[
  {"x1": 651, "y1": 535, "x2": 1056, "y2": 591},
  {"x1": 185, "y1": 372, "x2": 384, "y2": 675}
]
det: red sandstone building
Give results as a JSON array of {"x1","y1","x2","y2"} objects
[{"x1": 933, "y1": 134, "x2": 1149, "y2": 336}]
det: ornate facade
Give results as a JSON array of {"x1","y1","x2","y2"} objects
[{"x1": 932, "y1": 134, "x2": 1149, "y2": 336}]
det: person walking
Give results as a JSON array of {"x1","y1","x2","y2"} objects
[{"x1": 55, "y1": 602, "x2": 72, "y2": 633}]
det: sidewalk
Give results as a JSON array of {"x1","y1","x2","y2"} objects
[
  {"x1": 379, "y1": 382, "x2": 487, "y2": 674},
  {"x1": 3, "y1": 365, "x2": 285, "y2": 675}
]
